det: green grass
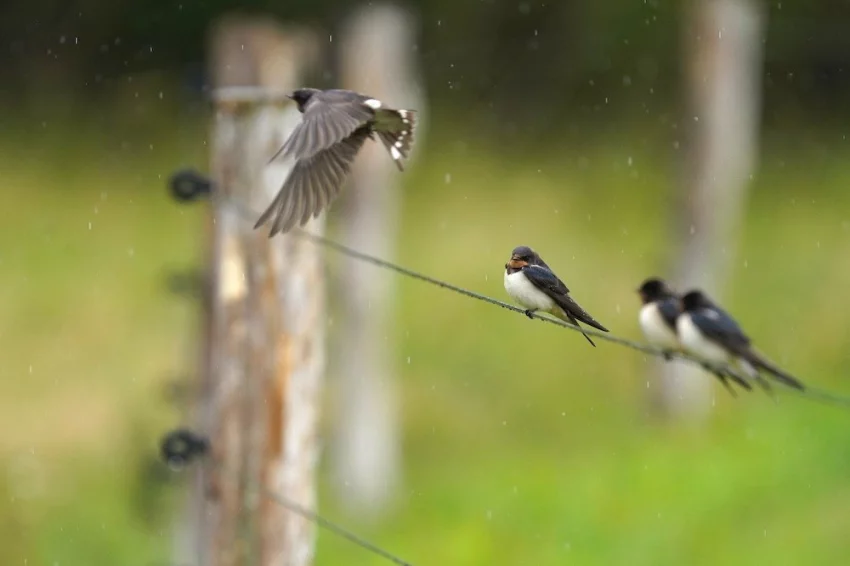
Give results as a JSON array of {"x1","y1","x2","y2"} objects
[{"x1": 2, "y1": 93, "x2": 850, "y2": 565}]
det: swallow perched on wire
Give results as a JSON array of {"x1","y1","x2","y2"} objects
[
  {"x1": 503, "y1": 246, "x2": 608, "y2": 346},
  {"x1": 677, "y1": 289, "x2": 805, "y2": 394},
  {"x1": 255, "y1": 88, "x2": 417, "y2": 236},
  {"x1": 636, "y1": 277, "x2": 682, "y2": 360},
  {"x1": 637, "y1": 278, "x2": 751, "y2": 396}
]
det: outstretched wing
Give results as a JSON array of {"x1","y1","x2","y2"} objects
[
  {"x1": 255, "y1": 128, "x2": 371, "y2": 236},
  {"x1": 521, "y1": 265, "x2": 608, "y2": 332},
  {"x1": 270, "y1": 93, "x2": 375, "y2": 163}
]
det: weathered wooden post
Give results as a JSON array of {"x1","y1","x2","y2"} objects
[
  {"x1": 183, "y1": 15, "x2": 325, "y2": 566},
  {"x1": 652, "y1": 0, "x2": 766, "y2": 418},
  {"x1": 330, "y1": 2, "x2": 425, "y2": 513}
]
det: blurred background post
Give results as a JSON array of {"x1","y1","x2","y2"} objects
[
  {"x1": 651, "y1": 0, "x2": 766, "y2": 420},
  {"x1": 329, "y1": 1, "x2": 426, "y2": 516}
]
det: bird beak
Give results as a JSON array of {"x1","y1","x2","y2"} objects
[{"x1": 285, "y1": 93, "x2": 294, "y2": 100}]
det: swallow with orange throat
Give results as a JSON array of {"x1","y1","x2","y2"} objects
[{"x1": 503, "y1": 246, "x2": 609, "y2": 346}]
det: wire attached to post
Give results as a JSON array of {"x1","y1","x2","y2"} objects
[{"x1": 158, "y1": 429, "x2": 415, "y2": 566}]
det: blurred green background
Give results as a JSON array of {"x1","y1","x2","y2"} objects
[{"x1": 3, "y1": 0, "x2": 850, "y2": 564}]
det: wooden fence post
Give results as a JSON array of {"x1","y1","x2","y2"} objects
[{"x1": 184, "y1": 16, "x2": 325, "y2": 566}]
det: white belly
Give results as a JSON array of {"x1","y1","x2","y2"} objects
[
  {"x1": 676, "y1": 314, "x2": 731, "y2": 365},
  {"x1": 638, "y1": 303, "x2": 680, "y2": 350},
  {"x1": 504, "y1": 270, "x2": 557, "y2": 313}
]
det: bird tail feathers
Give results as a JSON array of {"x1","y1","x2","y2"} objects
[
  {"x1": 551, "y1": 307, "x2": 597, "y2": 347},
  {"x1": 376, "y1": 109, "x2": 416, "y2": 171},
  {"x1": 747, "y1": 351, "x2": 805, "y2": 391}
]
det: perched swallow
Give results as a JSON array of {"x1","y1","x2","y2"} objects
[
  {"x1": 636, "y1": 277, "x2": 682, "y2": 360},
  {"x1": 503, "y1": 246, "x2": 609, "y2": 346},
  {"x1": 638, "y1": 278, "x2": 751, "y2": 396},
  {"x1": 255, "y1": 88, "x2": 417, "y2": 236},
  {"x1": 677, "y1": 289, "x2": 805, "y2": 394}
]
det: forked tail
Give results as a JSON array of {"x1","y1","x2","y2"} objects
[{"x1": 377, "y1": 109, "x2": 416, "y2": 171}]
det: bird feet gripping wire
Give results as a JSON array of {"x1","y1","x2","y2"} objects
[{"x1": 524, "y1": 309, "x2": 537, "y2": 319}]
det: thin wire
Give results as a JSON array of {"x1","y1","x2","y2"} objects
[
  {"x1": 256, "y1": 483, "x2": 414, "y2": 566},
  {"x1": 217, "y1": 196, "x2": 850, "y2": 410},
  {"x1": 222, "y1": 198, "x2": 661, "y2": 354},
  {"x1": 162, "y1": 446, "x2": 415, "y2": 566}
]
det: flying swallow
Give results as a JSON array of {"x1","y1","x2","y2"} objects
[
  {"x1": 254, "y1": 88, "x2": 417, "y2": 236},
  {"x1": 637, "y1": 278, "x2": 751, "y2": 396},
  {"x1": 503, "y1": 246, "x2": 609, "y2": 346},
  {"x1": 676, "y1": 289, "x2": 805, "y2": 394}
]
